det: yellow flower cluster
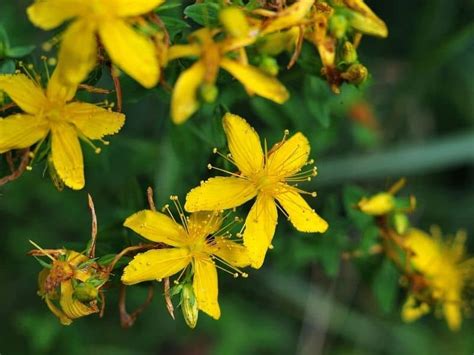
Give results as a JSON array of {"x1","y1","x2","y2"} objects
[
  {"x1": 121, "y1": 113, "x2": 328, "y2": 325},
  {"x1": 358, "y1": 182, "x2": 473, "y2": 331}
]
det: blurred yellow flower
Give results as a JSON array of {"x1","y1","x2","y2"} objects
[
  {"x1": 185, "y1": 113, "x2": 328, "y2": 268},
  {"x1": 27, "y1": 0, "x2": 163, "y2": 88},
  {"x1": 37, "y1": 250, "x2": 108, "y2": 325},
  {"x1": 403, "y1": 228, "x2": 473, "y2": 331},
  {"x1": 121, "y1": 208, "x2": 250, "y2": 320},
  {"x1": 0, "y1": 71, "x2": 125, "y2": 189},
  {"x1": 167, "y1": 28, "x2": 289, "y2": 124},
  {"x1": 358, "y1": 192, "x2": 395, "y2": 216}
]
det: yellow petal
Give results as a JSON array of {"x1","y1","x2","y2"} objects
[
  {"x1": 0, "y1": 114, "x2": 49, "y2": 153},
  {"x1": 266, "y1": 132, "x2": 310, "y2": 178},
  {"x1": 243, "y1": 194, "x2": 278, "y2": 269},
  {"x1": 0, "y1": 74, "x2": 47, "y2": 114},
  {"x1": 112, "y1": 0, "x2": 165, "y2": 16},
  {"x1": 220, "y1": 58, "x2": 289, "y2": 104},
  {"x1": 50, "y1": 122, "x2": 85, "y2": 190},
  {"x1": 53, "y1": 19, "x2": 98, "y2": 88},
  {"x1": 123, "y1": 210, "x2": 186, "y2": 247},
  {"x1": 344, "y1": 0, "x2": 388, "y2": 38},
  {"x1": 66, "y1": 102, "x2": 125, "y2": 139},
  {"x1": 212, "y1": 237, "x2": 251, "y2": 268},
  {"x1": 444, "y1": 292, "x2": 462, "y2": 331},
  {"x1": 260, "y1": 0, "x2": 315, "y2": 35},
  {"x1": 222, "y1": 113, "x2": 264, "y2": 176},
  {"x1": 193, "y1": 258, "x2": 220, "y2": 319},
  {"x1": 188, "y1": 211, "x2": 223, "y2": 240},
  {"x1": 276, "y1": 186, "x2": 328, "y2": 232},
  {"x1": 45, "y1": 297, "x2": 72, "y2": 325},
  {"x1": 185, "y1": 177, "x2": 257, "y2": 212},
  {"x1": 219, "y1": 7, "x2": 250, "y2": 38},
  {"x1": 27, "y1": 0, "x2": 87, "y2": 30},
  {"x1": 99, "y1": 19, "x2": 159, "y2": 88},
  {"x1": 121, "y1": 248, "x2": 191, "y2": 285},
  {"x1": 401, "y1": 296, "x2": 430, "y2": 323},
  {"x1": 167, "y1": 44, "x2": 202, "y2": 61},
  {"x1": 47, "y1": 69, "x2": 78, "y2": 102},
  {"x1": 171, "y1": 61, "x2": 206, "y2": 124},
  {"x1": 59, "y1": 281, "x2": 98, "y2": 321}
]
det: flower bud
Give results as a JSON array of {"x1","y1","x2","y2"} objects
[
  {"x1": 219, "y1": 7, "x2": 249, "y2": 39},
  {"x1": 259, "y1": 56, "x2": 279, "y2": 76},
  {"x1": 341, "y1": 41, "x2": 357, "y2": 64},
  {"x1": 329, "y1": 14, "x2": 348, "y2": 39},
  {"x1": 392, "y1": 212, "x2": 410, "y2": 235},
  {"x1": 181, "y1": 283, "x2": 199, "y2": 329},
  {"x1": 199, "y1": 83, "x2": 218, "y2": 103},
  {"x1": 358, "y1": 192, "x2": 394, "y2": 215},
  {"x1": 74, "y1": 282, "x2": 99, "y2": 302},
  {"x1": 341, "y1": 63, "x2": 368, "y2": 85}
]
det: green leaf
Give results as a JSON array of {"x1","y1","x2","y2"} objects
[
  {"x1": 304, "y1": 76, "x2": 332, "y2": 127},
  {"x1": 183, "y1": 2, "x2": 220, "y2": 27},
  {"x1": 5, "y1": 45, "x2": 35, "y2": 58},
  {"x1": 0, "y1": 59, "x2": 16, "y2": 73},
  {"x1": 372, "y1": 259, "x2": 399, "y2": 314},
  {"x1": 160, "y1": 16, "x2": 190, "y2": 39},
  {"x1": 33, "y1": 256, "x2": 52, "y2": 269},
  {"x1": 155, "y1": 0, "x2": 182, "y2": 11}
]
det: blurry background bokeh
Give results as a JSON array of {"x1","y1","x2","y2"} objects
[{"x1": 0, "y1": 0, "x2": 473, "y2": 354}]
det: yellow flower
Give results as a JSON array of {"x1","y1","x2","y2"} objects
[
  {"x1": 0, "y1": 71, "x2": 125, "y2": 189},
  {"x1": 403, "y1": 228, "x2": 473, "y2": 331},
  {"x1": 27, "y1": 0, "x2": 163, "y2": 88},
  {"x1": 121, "y1": 208, "x2": 250, "y2": 320},
  {"x1": 167, "y1": 28, "x2": 289, "y2": 124},
  {"x1": 185, "y1": 113, "x2": 328, "y2": 268},
  {"x1": 37, "y1": 250, "x2": 108, "y2": 325}
]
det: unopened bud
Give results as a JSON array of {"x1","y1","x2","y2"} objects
[
  {"x1": 74, "y1": 282, "x2": 99, "y2": 302},
  {"x1": 341, "y1": 63, "x2": 368, "y2": 85},
  {"x1": 341, "y1": 41, "x2": 357, "y2": 64},
  {"x1": 199, "y1": 83, "x2": 218, "y2": 103},
  {"x1": 358, "y1": 192, "x2": 394, "y2": 216},
  {"x1": 219, "y1": 7, "x2": 249, "y2": 38},
  {"x1": 258, "y1": 56, "x2": 279, "y2": 76},
  {"x1": 329, "y1": 14, "x2": 348, "y2": 39},
  {"x1": 392, "y1": 212, "x2": 410, "y2": 235},
  {"x1": 181, "y1": 283, "x2": 198, "y2": 329}
]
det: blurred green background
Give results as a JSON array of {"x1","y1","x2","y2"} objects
[{"x1": 1, "y1": 0, "x2": 473, "y2": 354}]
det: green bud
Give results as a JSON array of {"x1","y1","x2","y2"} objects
[
  {"x1": 341, "y1": 41, "x2": 357, "y2": 64},
  {"x1": 199, "y1": 83, "x2": 218, "y2": 103},
  {"x1": 181, "y1": 283, "x2": 198, "y2": 329},
  {"x1": 74, "y1": 282, "x2": 99, "y2": 302},
  {"x1": 329, "y1": 15, "x2": 348, "y2": 39},
  {"x1": 258, "y1": 56, "x2": 279, "y2": 76},
  {"x1": 393, "y1": 212, "x2": 410, "y2": 235},
  {"x1": 341, "y1": 63, "x2": 368, "y2": 85}
]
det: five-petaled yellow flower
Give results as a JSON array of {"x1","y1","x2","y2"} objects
[
  {"x1": 27, "y1": 0, "x2": 163, "y2": 88},
  {"x1": 402, "y1": 228, "x2": 474, "y2": 331},
  {"x1": 0, "y1": 71, "x2": 125, "y2": 189},
  {"x1": 185, "y1": 113, "x2": 328, "y2": 268},
  {"x1": 167, "y1": 28, "x2": 289, "y2": 124},
  {"x1": 121, "y1": 208, "x2": 250, "y2": 320}
]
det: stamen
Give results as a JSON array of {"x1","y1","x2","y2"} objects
[
  {"x1": 41, "y1": 56, "x2": 51, "y2": 80},
  {"x1": 170, "y1": 195, "x2": 189, "y2": 233},
  {"x1": 212, "y1": 147, "x2": 237, "y2": 166},
  {"x1": 78, "y1": 133, "x2": 102, "y2": 154},
  {"x1": 29, "y1": 240, "x2": 56, "y2": 261},
  {"x1": 207, "y1": 164, "x2": 245, "y2": 178}
]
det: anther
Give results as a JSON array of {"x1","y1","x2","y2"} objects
[
  {"x1": 26, "y1": 165, "x2": 33, "y2": 171},
  {"x1": 95, "y1": 147, "x2": 101, "y2": 154},
  {"x1": 242, "y1": 273, "x2": 248, "y2": 278},
  {"x1": 233, "y1": 273, "x2": 239, "y2": 278},
  {"x1": 269, "y1": 244, "x2": 274, "y2": 249},
  {"x1": 212, "y1": 147, "x2": 218, "y2": 154},
  {"x1": 311, "y1": 192, "x2": 317, "y2": 197},
  {"x1": 207, "y1": 163, "x2": 212, "y2": 170}
]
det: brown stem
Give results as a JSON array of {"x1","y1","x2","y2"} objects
[
  {"x1": 0, "y1": 149, "x2": 31, "y2": 187},
  {"x1": 119, "y1": 283, "x2": 155, "y2": 328},
  {"x1": 109, "y1": 64, "x2": 123, "y2": 113},
  {"x1": 78, "y1": 84, "x2": 111, "y2": 94},
  {"x1": 88, "y1": 194, "x2": 98, "y2": 258},
  {"x1": 287, "y1": 25, "x2": 305, "y2": 69},
  {"x1": 148, "y1": 13, "x2": 170, "y2": 45},
  {"x1": 106, "y1": 244, "x2": 157, "y2": 274},
  {"x1": 0, "y1": 102, "x2": 16, "y2": 112}
]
